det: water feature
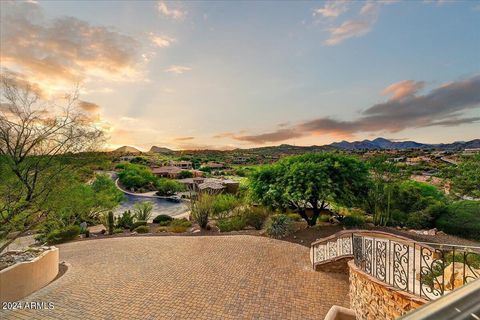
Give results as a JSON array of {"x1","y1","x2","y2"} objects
[{"x1": 115, "y1": 193, "x2": 189, "y2": 219}]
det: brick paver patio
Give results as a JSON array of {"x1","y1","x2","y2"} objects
[{"x1": 1, "y1": 235, "x2": 349, "y2": 319}]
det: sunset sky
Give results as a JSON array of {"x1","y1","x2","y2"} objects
[{"x1": 1, "y1": 0, "x2": 479, "y2": 150}]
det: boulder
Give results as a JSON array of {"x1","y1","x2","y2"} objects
[{"x1": 434, "y1": 262, "x2": 480, "y2": 291}]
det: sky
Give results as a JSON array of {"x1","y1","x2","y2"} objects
[{"x1": 1, "y1": 0, "x2": 479, "y2": 151}]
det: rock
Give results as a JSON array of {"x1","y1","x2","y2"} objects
[
  {"x1": 437, "y1": 231, "x2": 446, "y2": 235},
  {"x1": 434, "y1": 262, "x2": 480, "y2": 291},
  {"x1": 396, "y1": 226, "x2": 402, "y2": 230},
  {"x1": 427, "y1": 228, "x2": 437, "y2": 236},
  {"x1": 192, "y1": 229, "x2": 201, "y2": 234},
  {"x1": 293, "y1": 235, "x2": 297, "y2": 239}
]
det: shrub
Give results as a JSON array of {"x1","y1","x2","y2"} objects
[
  {"x1": 133, "y1": 201, "x2": 154, "y2": 222},
  {"x1": 46, "y1": 225, "x2": 81, "y2": 244},
  {"x1": 217, "y1": 216, "x2": 247, "y2": 232},
  {"x1": 171, "y1": 218, "x2": 192, "y2": 227},
  {"x1": 436, "y1": 201, "x2": 480, "y2": 240},
  {"x1": 287, "y1": 213, "x2": 302, "y2": 221},
  {"x1": 153, "y1": 214, "x2": 173, "y2": 224},
  {"x1": 113, "y1": 228, "x2": 124, "y2": 234},
  {"x1": 265, "y1": 214, "x2": 292, "y2": 239},
  {"x1": 130, "y1": 220, "x2": 147, "y2": 231},
  {"x1": 212, "y1": 194, "x2": 240, "y2": 219},
  {"x1": 116, "y1": 210, "x2": 134, "y2": 229},
  {"x1": 318, "y1": 215, "x2": 330, "y2": 223},
  {"x1": 244, "y1": 207, "x2": 269, "y2": 230},
  {"x1": 342, "y1": 214, "x2": 366, "y2": 228},
  {"x1": 134, "y1": 225, "x2": 150, "y2": 233},
  {"x1": 191, "y1": 194, "x2": 213, "y2": 229},
  {"x1": 157, "y1": 218, "x2": 191, "y2": 233}
]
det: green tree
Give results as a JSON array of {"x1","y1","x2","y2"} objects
[
  {"x1": 250, "y1": 153, "x2": 369, "y2": 226},
  {"x1": 178, "y1": 170, "x2": 193, "y2": 179},
  {"x1": 447, "y1": 155, "x2": 480, "y2": 199},
  {"x1": 365, "y1": 156, "x2": 404, "y2": 226},
  {"x1": 156, "y1": 178, "x2": 185, "y2": 196},
  {"x1": 0, "y1": 75, "x2": 103, "y2": 252}
]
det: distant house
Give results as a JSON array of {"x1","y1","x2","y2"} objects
[
  {"x1": 406, "y1": 156, "x2": 431, "y2": 165},
  {"x1": 202, "y1": 161, "x2": 226, "y2": 169},
  {"x1": 463, "y1": 148, "x2": 480, "y2": 155},
  {"x1": 151, "y1": 166, "x2": 182, "y2": 178},
  {"x1": 178, "y1": 177, "x2": 239, "y2": 194},
  {"x1": 168, "y1": 160, "x2": 193, "y2": 170}
]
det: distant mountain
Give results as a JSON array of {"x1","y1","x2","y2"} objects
[
  {"x1": 112, "y1": 146, "x2": 142, "y2": 154},
  {"x1": 330, "y1": 138, "x2": 480, "y2": 151},
  {"x1": 149, "y1": 146, "x2": 174, "y2": 154}
]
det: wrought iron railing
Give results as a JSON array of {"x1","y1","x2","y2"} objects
[{"x1": 311, "y1": 230, "x2": 480, "y2": 300}]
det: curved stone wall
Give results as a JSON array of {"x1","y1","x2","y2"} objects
[
  {"x1": 348, "y1": 260, "x2": 426, "y2": 320},
  {"x1": 0, "y1": 247, "x2": 59, "y2": 302}
]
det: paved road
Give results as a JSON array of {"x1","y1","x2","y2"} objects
[{"x1": 1, "y1": 236, "x2": 349, "y2": 320}]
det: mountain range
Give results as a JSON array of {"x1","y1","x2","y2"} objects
[
  {"x1": 329, "y1": 137, "x2": 480, "y2": 150},
  {"x1": 112, "y1": 138, "x2": 480, "y2": 154}
]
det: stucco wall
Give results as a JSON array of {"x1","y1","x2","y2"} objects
[
  {"x1": 0, "y1": 247, "x2": 59, "y2": 302},
  {"x1": 348, "y1": 260, "x2": 426, "y2": 320}
]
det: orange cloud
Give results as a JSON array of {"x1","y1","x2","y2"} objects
[
  {"x1": 78, "y1": 100, "x2": 101, "y2": 113},
  {"x1": 383, "y1": 80, "x2": 425, "y2": 100},
  {"x1": 1, "y1": 2, "x2": 142, "y2": 95}
]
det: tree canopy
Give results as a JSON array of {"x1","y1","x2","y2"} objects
[{"x1": 250, "y1": 153, "x2": 369, "y2": 225}]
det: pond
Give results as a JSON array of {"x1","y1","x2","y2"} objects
[{"x1": 115, "y1": 193, "x2": 189, "y2": 220}]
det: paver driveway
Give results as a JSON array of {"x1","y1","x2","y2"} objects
[{"x1": 1, "y1": 235, "x2": 349, "y2": 320}]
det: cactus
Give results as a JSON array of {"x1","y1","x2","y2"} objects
[{"x1": 108, "y1": 211, "x2": 114, "y2": 235}]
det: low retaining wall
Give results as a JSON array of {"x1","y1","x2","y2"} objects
[
  {"x1": 348, "y1": 260, "x2": 427, "y2": 320},
  {"x1": 0, "y1": 247, "x2": 59, "y2": 302}
]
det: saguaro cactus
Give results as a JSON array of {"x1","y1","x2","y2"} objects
[{"x1": 108, "y1": 211, "x2": 114, "y2": 235}]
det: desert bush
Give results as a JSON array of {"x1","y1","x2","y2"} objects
[
  {"x1": 212, "y1": 194, "x2": 241, "y2": 219},
  {"x1": 130, "y1": 220, "x2": 147, "y2": 231},
  {"x1": 342, "y1": 214, "x2": 366, "y2": 228},
  {"x1": 133, "y1": 202, "x2": 154, "y2": 222},
  {"x1": 287, "y1": 213, "x2": 302, "y2": 221},
  {"x1": 134, "y1": 225, "x2": 150, "y2": 233},
  {"x1": 153, "y1": 214, "x2": 173, "y2": 224},
  {"x1": 116, "y1": 210, "x2": 134, "y2": 229},
  {"x1": 113, "y1": 228, "x2": 124, "y2": 234},
  {"x1": 436, "y1": 201, "x2": 480, "y2": 239},
  {"x1": 244, "y1": 207, "x2": 269, "y2": 230},
  {"x1": 157, "y1": 218, "x2": 191, "y2": 233},
  {"x1": 217, "y1": 216, "x2": 247, "y2": 232},
  {"x1": 265, "y1": 214, "x2": 292, "y2": 239},
  {"x1": 318, "y1": 215, "x2": 330, "y2": 223},
  {"x1": 46, "y1": 225, "x2": 81, "y2": 244},
  {"x1": 191, "y1": 194, "x2": 213, "y2": 229}
]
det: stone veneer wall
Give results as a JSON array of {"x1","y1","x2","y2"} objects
[{"x1": 348, "y1": 260, "x2": 427, "y2": 320}]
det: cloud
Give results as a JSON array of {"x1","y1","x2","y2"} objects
[
  {"x1": 164, "y1": 65, "x2": 192, "y2": 74},
  {"x1": 174, "y1": 136, "x2": 195, "y2": 141},
  {"x1": 383, "y1": 80, "x2": 425, "y2": 100},
  {"x1": 149, "y1": 33, "x2": 176, "y2": 48},
  {"x1": 120, "y1": 116, "x2": 139, "y2": 122},
  {"x1": 325, "y1": 19, "x2": 375, "y2": 46},
  {"x1": 157, "y1": 1, "x2": 186, "y2": 20},
  {"x1": 223, "y1": 75, "x2": 480, "y2": 144},
  {"x1": 322, "y1": 1, "x2": 395, "y2": 46},
  {"x1": 78, "y1": 100, "x2": 101, "y2": 113},
  {"x1": 313, "y1": 0, "x2": 348, "y2": 18},
  {"x1": 0, "y1": 1, "x2": 142, "y2": 95}
]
